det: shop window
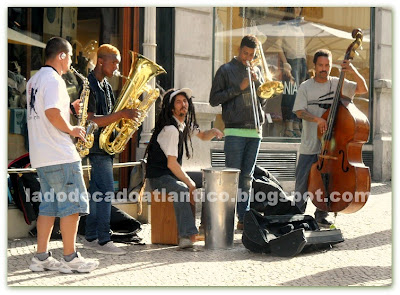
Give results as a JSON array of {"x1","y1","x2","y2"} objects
[
  {"x1": 7, "y1": 7, "x2": 126, "y2": 190},
  {"x1": 213, "y1": 7, "x2": 371, "y2": 140}
]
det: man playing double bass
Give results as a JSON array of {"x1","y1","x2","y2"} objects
[{"x1": 292, "y1": 49, "x2": 368, "y2": 228}]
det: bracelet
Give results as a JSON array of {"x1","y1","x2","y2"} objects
[{"x1": 70, "y1": 103, "x2": 79, "y2": 119}]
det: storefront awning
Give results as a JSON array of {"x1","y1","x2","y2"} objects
[{"x1": 7, "y1": 28, "x2": 46, "y2": 48}]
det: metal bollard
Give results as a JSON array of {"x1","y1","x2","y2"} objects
[{"x1": 202, "y1": 167, "x2": 240, "y2": 249}]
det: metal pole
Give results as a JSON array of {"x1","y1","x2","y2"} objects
[
  {"x1": 7, "y1": 161, "x2": 142, "y2": 174},
  {"x1": 140, "y1": 7, "x2": 157, "y2": 147}
]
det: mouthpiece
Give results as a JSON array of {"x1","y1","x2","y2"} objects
[{"x1": 113, "y1": 70, "x2": 129, "y2": 80}]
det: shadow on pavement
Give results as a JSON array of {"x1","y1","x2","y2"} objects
[
  {"x1": 334, "y1": 229, "x2": 392, "y2": 251},
  {"x1": 279, "y1": 265, "x2": 391, "y2": 286},
  {"x1": 370, "y1": 182, "x2": 392, "y2": 195}
]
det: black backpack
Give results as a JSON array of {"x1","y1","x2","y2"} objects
[
  {"x1": 251, "y1": 165, "x2": 301, "y2": 216},
  {"x1": 8, "y1": 153, "x2": 40, "y2": 224},
  {"x1": 78, "y1": 205, "x2": 143, "y2": 244}
]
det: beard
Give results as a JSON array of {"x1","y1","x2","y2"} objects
[
  {"x1": 316, "y1": 71, "x2": 328, "y2": 80},
  {"x1": 174, "y1": 108, "x2": 187, "y2": 119}
]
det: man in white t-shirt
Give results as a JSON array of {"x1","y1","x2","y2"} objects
[
  {"x1": 145, "y1": 88, "x2": 223, "y2": 249},
  {"x1": 292, "y1": 49, "x2": 368, "y2": 227},
  {"x1": 26, "y1": 37, "x2": 98, "y2": 273}
]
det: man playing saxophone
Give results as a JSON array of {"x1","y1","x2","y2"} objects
[
  {"x1": 27, "y1": 37, "x2": 98, "y2": 273},
  {"x1": 82, "y1": 44, "x2": 139, "y2": 255}
]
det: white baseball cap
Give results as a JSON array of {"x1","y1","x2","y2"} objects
[{"x1": 169, "y1": 88, "x2": 193, "y2": 103}]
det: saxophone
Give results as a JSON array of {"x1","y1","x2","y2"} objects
[
  {"x1": 99, "y1": 51, "x2": 166, "y2": 155},
  {"x1": 70, "y1": 66, "x2": 98, "y2": 157}
]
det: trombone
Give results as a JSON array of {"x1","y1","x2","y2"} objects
[
  {"x1": 253, "y1": 41, "x2": 284, "y2": 99},
  {"x1": 246, "y1": 41, "x2": 284, "y2": 133},
  {"x1": 246, "y1": 60, "x2": 262, "y2": 133}
]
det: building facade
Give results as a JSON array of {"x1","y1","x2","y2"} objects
[
  {"x1": 173, "y1": 7, "x2": 392, "y2": 184},
  {"x1": 7, "y1": 7, "x2": 392, "y2": 187},
  {"x1": 6, "y1": 6, "x2": 392, "y2": 238}
]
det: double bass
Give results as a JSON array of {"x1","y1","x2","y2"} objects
[{"x1": 307, "y1": 29, "x2": 370, "y2": 214}]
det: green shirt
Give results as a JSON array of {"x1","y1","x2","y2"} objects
[{"x1": 224, "y1": 128, "x2": 262, "y2": 139}]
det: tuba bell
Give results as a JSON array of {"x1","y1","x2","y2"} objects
[
  {"x1": 251, "y1": 41, "x2": 284, "y2": 99},
  {"x1": 99, "y1": 51, "x2": 166, "y2": 155}
]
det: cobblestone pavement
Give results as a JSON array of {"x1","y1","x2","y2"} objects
[{"x1": 6, "y1": 182, "x2": 392, "y2": 287}]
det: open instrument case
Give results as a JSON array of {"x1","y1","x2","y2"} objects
[{"x1": 242, "y1": 209, "x2": 344, "y2": 257}]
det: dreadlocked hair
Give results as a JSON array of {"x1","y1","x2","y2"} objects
[{"x1": 146, "y1": 88, "x2": 199, "y2": 159}]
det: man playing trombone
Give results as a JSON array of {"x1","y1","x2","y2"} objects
[{"x1": 209, "y1": 35, "x2": 266, "y2": 230}]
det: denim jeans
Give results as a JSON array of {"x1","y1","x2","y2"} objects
[
  {"x1": 36, "y1": 161, "x2": 89, "y2": 218},
  {"x1": 224, "y1": 136, "x2": 261, "y2": 222},
  {"x1": 288, "y1": 58, "x2": 307, "y2": 87},
  {"x1": 147, "y1": 175, "x2": 198, "y2": 238},
  {"x1": 85, "y1": 154, "x2": 114, "y2": 244},
  {"x1": 281, "y1": 58, "x2": 307, "y2": 121},
  {"x1": 294, "y1": 154, "x2": 328, "y2": 220}
]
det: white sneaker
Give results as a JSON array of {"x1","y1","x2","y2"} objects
[
  {"x1": 96, "y1": 241, "x2": 127, "y2": 255},
  {"x1": 82, "y1": 239, "x2": 99, "y2": 250},
  {"x1": 59, "y1": 252, "x2": 99, "y2": 274},
  {"x1": 178, "y1": 237, "x2": 193, "y2": 249},
  {"x1": 29, "y1": 252, "x2": 61, "y2": 272}
]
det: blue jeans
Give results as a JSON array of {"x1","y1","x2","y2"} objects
[
  {"x1": 36, "y1": 161, "x2": 89, "y2": 218},
  {"x1": 281, "y1": 58, "x2": 307, "y2": 121},
  {"x1": 224, "y1": 136, "x2": 261, "y2": 222},
  {"x1": 147, "y1": 175, "x2": 198, "y2": 238},
  {"x1": 85, "y1": 154, "x2": 114, "y2": 244},
  {"x1": 294, "y1": 154, "x2": 328, "y2": 220},
  {"x1": 288, "y1": 58, "x2": 307, "y2": 87}
]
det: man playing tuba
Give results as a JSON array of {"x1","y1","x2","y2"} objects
[{"x1": 82, "y1": 44, "x2": 139, "y2": 255}]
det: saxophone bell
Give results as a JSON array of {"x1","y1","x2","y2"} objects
[{"x1": 86, "y1": 120, "x2": 98, "y2": 136}]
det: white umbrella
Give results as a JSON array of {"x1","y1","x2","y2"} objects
[
  {"x1": 215, "y1": 20, "x2": 370, "y2": 60},
  {"x1": 216, "y1": 19, "x2": 370, "y2": 41}
]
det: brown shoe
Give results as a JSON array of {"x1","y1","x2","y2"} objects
[
  {"x1": 237, "y1": 221, "x2": 244, "y2": 230},
  {"x1": 194, "y1": 234, "x2": 205, "y2": 242},
  {"x1": 195, "y1": 225, "x2": 205, "y2": 241}
]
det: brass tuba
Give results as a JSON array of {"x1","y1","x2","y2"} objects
[
  {"x1": 99, "y1": 51, "x2": 166, "y2": 155},
  {"x1": 251, "y1": 41, "x2": 284, "y2": 99},
  {"x1": 70, "y1": 66, "x2": 98, "y2": 157}
]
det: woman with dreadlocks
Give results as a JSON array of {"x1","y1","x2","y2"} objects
[{"x1": 144, "y1": 88, "x2": 223, "y2": 249}]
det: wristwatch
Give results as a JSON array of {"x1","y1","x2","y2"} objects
[{"x1": 70, "y1": 103, "x2": 79, "y2": 119}]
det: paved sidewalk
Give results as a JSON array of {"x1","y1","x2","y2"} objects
[{"x1": 7, "y1": 182, "x2": 392, "y2": 287}]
